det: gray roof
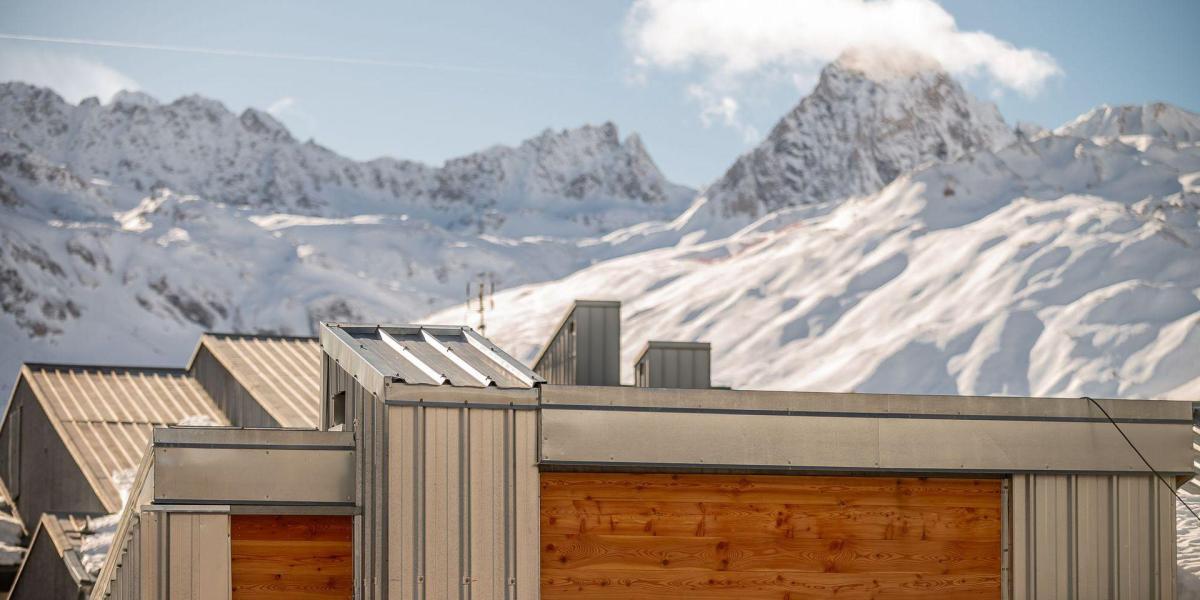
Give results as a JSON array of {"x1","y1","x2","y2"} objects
[
  {"x1": 187, "y1": 333, "x2": 321, "y2": 427},
  {"x1": 17, "y1": 364, "x2": 230, "y2": 511},
  {"x1": 321, "y1": 324, "x2": 543, "y2": 389}
]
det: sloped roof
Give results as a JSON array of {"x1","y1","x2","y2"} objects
[
  {"x1": 19, "y1": 364, "x2": 229, "y2": 511},
  {"x1": 189, "y1": 333, "x2": 321, "y2": 428},
  {"x1": 322, "y1": 324, "x2": 542, "y2": 389},
  {"x1": 24, "y1": 513, "x2": 94, "y2": 588}
]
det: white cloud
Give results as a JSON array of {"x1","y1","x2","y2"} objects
[
  {"x1": 266, "y1": 96, "x2": 297, "y2": 116},
  {"x1": 688, "y1": 85, "x2": 760, "y2": 143},
  {"x1": 626, "y1": 0, "x2": 1060, "y2": 94},
  {"x1": 265, "y1": 96, "x2": 316, "y2": 138},
  {"x1": 0, "y1": 50, "x2": 138, "y2": 103},
  {"x1": 626, "y1": 0, "x2": 1062, "y2": 135}
]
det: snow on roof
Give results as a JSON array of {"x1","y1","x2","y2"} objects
[
  {"x1": 324, "y1": 324, "x2": 542, "y2": 389},
  {"x1": 189, "y1": 333, "x2": 321, "y2": 427},
  {"x1": 19, "y1": 364, "x2": 229, "y2": 511}
]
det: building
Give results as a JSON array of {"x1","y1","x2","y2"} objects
[
  {"x1": 10, "y1": 514, "x2": 96, "y2": 599},
  {"x1": 82, "y1": 315, "x2": 1193, "y2": 600},
  {"x1": 0, "y1": 333, "x2": 321, "y2": 599},
  {"x1": 186, "y1": 332, "x2": 322, "y2": 428}
]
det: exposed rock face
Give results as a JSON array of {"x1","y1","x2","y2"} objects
[
  {"x1": 0, "y1": 82, "x2": 693, "y2": 237},
  {"x1": 704, "y1": 54, "x2": 1015, "y2": 220},
  {"x1": 1056, "y1": 102, "x2": 1200, "y2": 142}
]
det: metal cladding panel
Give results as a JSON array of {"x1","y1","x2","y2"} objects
[
  {"x1": 533, "y1": 301, "x2": 620, "y2": 387},
  {"x1": 539, "y1": 407, "x2": 1191, "y2": 474},
  {"x1": 1011, "y1": 473, "x2": 1175, "y2": 600},
  {"x1": 1, "y1": 378, "x2": 107, "y2": 535},
  {"x1": 538, "y1": 384, "x2": 1191, "y2": 421},
  {"x1": 541, "y1": 408, "x2": 879, "y2": 468},
  {"x1": 577, "y1": 303, "x2": 620, "y2": 387},
  {"x1": 139, "y1": 511, "x2": 161, "y2": 600},
  {"x1": 635, "y1": 342, "x2": 712, "y2": 389},
  {"x1": 19, "y1": 364, "x2": 230, "y2": 512},
  {"x1": 153, "y1": 446, "x2": 355, "y2": 504},
  {"x1": 167, "y1": 513, "x2": 230, "y2": 600},
  {"x1": 879, "y1": 418, "x2": 1191, "y2": 472},
  {"x1": 386, "y1": 403, "x2": 537, "y2": 600},
  {"x1": 8, "y1": 520, "x2": 83, "y2": 600},
  {"x1": 189, "y1": 333, "x2": 319, "y2": 427},
  {"x1": 189, "y1": 345, "x2": 283, "y2": 428}
]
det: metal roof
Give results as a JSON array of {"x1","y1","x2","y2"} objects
[
  {"x1": 322, "y1": 324, "x2": 543, "y2": 389},
  {"x1": 188, "y1": 333, "x2": 321, "y2": 428},
  {"x1": 35, "y1": 513, "x2": 95, "y2": 585},
  {"x1": 19, "y1": 364, "x2": 229, "y2": 512}
]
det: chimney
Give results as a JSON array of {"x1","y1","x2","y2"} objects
[
  {"x1": 532, "y1": 300, "x2": 620, "y2": 386},
  {"x1": 634, "y1": 341, "x2": 711, "y2": 389}
]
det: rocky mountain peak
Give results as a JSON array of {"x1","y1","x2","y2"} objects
[
  {"x1": 239, "y1": 108, "x2": 295, "y2": 143},
  {"x1": 1055, "y1": 102, "x2": 1200, "y2": 142},
  {"x1": 702, "y1": 50, "x2": 1015, "y2": 222},
  {"x1": 110, "y1": 90, "x2": 160, "y2": 109}
]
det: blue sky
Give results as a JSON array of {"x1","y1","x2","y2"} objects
[{"x1": 0, "y1": 0, "x2": 1196, "y2": 188}]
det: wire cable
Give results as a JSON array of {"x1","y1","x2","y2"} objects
[{"x1": 1083, "y1": 395, "x2": 1200, "y2": 522}]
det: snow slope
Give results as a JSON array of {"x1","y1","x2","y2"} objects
[
  {"x1": 0, "y1": 83, "x2": 694, "y2": 393},
  {"x1": 427, "y1": 125, "x2": 1200, "y2": 399}
]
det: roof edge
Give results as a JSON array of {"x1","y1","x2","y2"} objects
[
  {"x1": 634, "y1": 340, "x2": 712, "y2": 366},
  {"x1": 531, "y1": 300, "x2": 621, "y2": 370}
]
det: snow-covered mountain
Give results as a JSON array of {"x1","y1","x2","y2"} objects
[
  {"x1": 428, "y1": 125, "x2": 1200, "y2": 398},
  {"x1": 687, "y1": 52, "x2": 1015, "y2": 240},
  {"x1": 1057, "y1": 102, "x2": 1200, "y2": 142},
  {"x1": 0, "y1": 83, "x2": 693, "y2": 237},
  {"x1": 0, "y1": 82, "x2": 696, "y2": 391}
]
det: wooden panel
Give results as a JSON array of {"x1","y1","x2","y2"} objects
[
  {"x1": 541, "y1": 473, "x2": 1001, "y2": 599},
  {"x1": 232, "y1": 514, "x2": 353, "y2": 599}
]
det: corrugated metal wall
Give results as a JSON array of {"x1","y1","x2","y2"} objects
[
  {"x1": 323, "y1": 353, "x2": 382, "y2": 597},
  {"x1": 635, "y1": 344, "x2": 711, "y2": 389},
  {"x1": 189, "y1": 346, "x2": 280, "y2": 428},
  {"x1": 0, "y1": 377, "x2": 106, "y2": 526},
  {"x1": 95, "y1": 511, "x2": 230, "y2": 600},
  {"x1": 1011, "y1": 473, "x2": 1176, "y2": 600},
  {"x1": 534, "y1": 302, "x2": 620, "y2": 386},
  {"x1": 8, "y1": 523, "x2": 84, "y2": 599},
  {"x1": 387, "y1": 404, "x2": 539, "y2": 600}
]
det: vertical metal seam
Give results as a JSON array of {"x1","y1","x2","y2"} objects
[
  {"x1": 1149, "y1": 475, "x2": 1158, "y2": 600},
  {"x1": 1067, "y1": 475, "x2": 1075, "y2": 600},
  {"x1": 461, "y1": 408, "x2": 471, "y2": 600},
  {"x1": 1028, "y1": 474, "x2": 1035, "y2": 600},
  {"x1": 1109, "y1": 475, "x2": 1118, "y2": 600},
  {"x1": 381, "y1": 398, "x2": 390, "y2": 600},
  {"x1": 1001, "y1": 477, "x2": 1011, "y2": 600},
  {"x1": 416, "y1": 405, "x2": 426, "y2": 600},
  {"x1": 162, "y1": 512, "x2": 170, "y2": 600},
  {"x1": 503, "y1": 409, "x2": 513, "y2": 600}
]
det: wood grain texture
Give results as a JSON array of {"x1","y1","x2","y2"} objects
[
  {"x1": 231, "y1": 515, "x2": 353, "y2": 600},
  {"x1": 541, "y1": 473, "x2": 1001, "y2": 599}
]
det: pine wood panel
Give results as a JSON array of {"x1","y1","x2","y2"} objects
[
  {"x1": 541, "y1": 473, "x2": 1001, "y2": 599},
  {"x1": 231, "y1": 515, "x2": 353, "y2": 600}
]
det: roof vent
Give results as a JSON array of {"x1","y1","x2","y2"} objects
[
  {"x1": 634, "y1": 341, "x2": 711, "y2": 389},
  {"x1": 532, "y1": 300, "x2": 620, "y2": 386}
]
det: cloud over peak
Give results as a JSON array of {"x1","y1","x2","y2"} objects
[
  {"x1": 0, "y1": 50, "x2": 139, "y2": 104},
  {"x1": 625, "y1": 0, "x2": 1061, "y2": 96},
  {"x1": 625, "y1": 0, "x2": 1061, "y2": 140}
]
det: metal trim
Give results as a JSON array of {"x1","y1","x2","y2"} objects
[
  {"x1": 385, "y1": 400, "x2": 539, "y2": 410},
  {"x1": 538, "y1": 402, "x2": 1191, "y2": 424},
  {"x1": 535, "y1": 459, "x2": 1194, "y2": 477}
]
